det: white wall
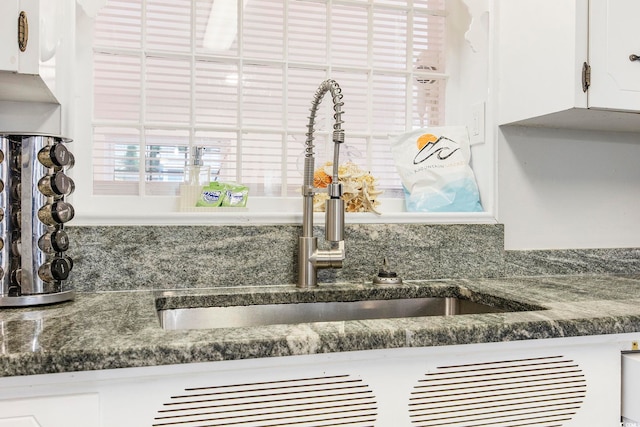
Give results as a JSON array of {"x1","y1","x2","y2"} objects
[
  {"x1": 498, "y1": 125, "x2": 640, "y2": 250},
  {"x1": 446, "y1": 0, "x2": 495, "y2": 216}
]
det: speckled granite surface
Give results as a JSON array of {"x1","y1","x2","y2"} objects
[
  {"x1": 505, "y1": 248, "x2": 640, "y2": 276},
  {"x1": 2, "y1": 224, "x2": 639, "y2": 378},
  {"x1": 64, "y1": 224, "x2": 507, "y2": 292},
  {"x1": 2, "y1": 275, "x2": 640, "y2": 377},
  {"x1": 63, "y1": 225, "x2": 640, "y2": 293}
]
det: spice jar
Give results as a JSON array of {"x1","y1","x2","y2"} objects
[
  {"x1": 38, "y1": 172, "x2": 75, "y2": 197},
  {"x1": 38, "y1": 229, "x2": 70, "y2": 253},
  {"x1": 37, "y1": 143, "x2": 71, "y2": 168},
  {"x1": 37, "y1": 201, "x2": 75, "y2": 225}
]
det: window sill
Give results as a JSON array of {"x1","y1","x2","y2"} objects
[{"x1": 71, "y1": 196, "x2": 496, "y2": 226}]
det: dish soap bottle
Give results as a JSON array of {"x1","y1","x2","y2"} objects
[
  {"x1": 179, "y1": 146, "x2": 212, "y2": 210},
  {"x1": 184, "y1": 146, "x2": 210, "y2": 186}
]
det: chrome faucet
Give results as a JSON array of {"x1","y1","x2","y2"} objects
[{"x1": 298, "y1": 79, "x2": 346, "y2": 288}]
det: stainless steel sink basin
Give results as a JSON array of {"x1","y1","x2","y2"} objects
[{"x1": 158, "y1": 297, "x2": 507, "y2": 330}]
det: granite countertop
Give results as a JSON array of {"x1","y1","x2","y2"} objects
[{"x1": 2, "y1": 275, "x2": 640, "y2": 377}]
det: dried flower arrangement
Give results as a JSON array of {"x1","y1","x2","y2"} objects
[{"x1": 312, "y1": 161, "x2": 382, "y2": 214}]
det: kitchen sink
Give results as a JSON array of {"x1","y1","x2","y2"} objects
[{"x1": 158, "y1": 296, "x2": 513, "y2": 330}]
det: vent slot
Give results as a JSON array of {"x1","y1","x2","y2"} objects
[
  {"x1": 409, "y1": 356, "x2": 586, "y2": 427},
  {"x1": 153, "y1": 374, "x2": 377, "y2": 427}
]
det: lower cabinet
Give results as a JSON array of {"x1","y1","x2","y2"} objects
[
  {"x1": 622, "y1": 352, "x2": 640, "y2": 425},
  {"x1": 0, "y1": 334, "x2": 635, "y2": 427},
  {"x1": 0, "y1": 393, "x2": 99, "y2": 427}
]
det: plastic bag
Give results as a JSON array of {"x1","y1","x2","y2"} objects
[
  {"x1": 195, "y1": 182, "x2": 249, "y2": 207},
  {"x1": 390, "y1": 126, "x2": 483, "y2": 212}
]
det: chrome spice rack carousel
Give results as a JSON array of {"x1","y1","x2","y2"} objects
[{"x1": 0, "y1": 134, "x2": 75, "y2": 307}]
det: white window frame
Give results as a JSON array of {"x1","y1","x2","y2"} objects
[{"x1": 69, "y1": 0, "x2": 497, "y2": 226}]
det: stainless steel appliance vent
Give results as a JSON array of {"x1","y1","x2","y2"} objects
[
  {"x1": 153, "y1": 374, "x2": 378, "y2": 427},
  {"x1": 409, "y1": 355, "x2": 586, "y2": 427}
]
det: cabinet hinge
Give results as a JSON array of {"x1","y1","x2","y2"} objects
[{"x1": 582, "y1": 62, "x2": 591, "y2": 92}]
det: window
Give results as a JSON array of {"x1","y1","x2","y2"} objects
[{"x1": 91, "y1": 0, "x2": 447, "y2": 199}]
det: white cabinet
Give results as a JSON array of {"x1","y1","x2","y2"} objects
[
  {"x1": 0, "y1": 0, "x2": 75, "y2": 103},
  {"x1": 0, "y1": 393, "x2": 99, "y2": 427},
  {"x1": 498, "y1": 0, "x2": 640, "y2": 132},
  {"x1": 588, "y1": 0, "x2": 640, "y2": 112},
  {"x1": 0, "y1": 1, "x2": 20, "y2": 72},
  {"x1": 622, "y1": 352, "x2": 640, "y2": 424},
  {"x1": 0, "y1": 0, "x2": 41, "y2": 76},
  {"x1": 0, "y1": 334, "x2": 633, "y2": 427},
  {"x1": 0, "y1": 0, "x2": 76, "y2": 135}
]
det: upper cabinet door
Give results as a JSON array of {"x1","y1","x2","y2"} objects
[
  {"x1": 0, "y1": 0, "x2": 40, "y2": 75},
  {"x1": 498, "y1": 0, "x2": 640, "y2": 132},
  {"x1": 497, "y1": 0, "x2": 589, "y2": 127},
  {"x1": 589, "y1": 0, "x2": 640, "y2": 111},
  {"x1": 0, "y1": 1, "x2": 19, "y2": 72}
]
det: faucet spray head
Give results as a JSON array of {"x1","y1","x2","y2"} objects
[{"x1": 325, "y1": 195, "x2": 345, "y2": 242}]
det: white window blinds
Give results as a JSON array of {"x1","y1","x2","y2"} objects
[{"x1": 92, "y1": 0, "x2": 446, "y2": 197}]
